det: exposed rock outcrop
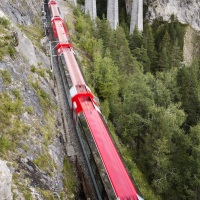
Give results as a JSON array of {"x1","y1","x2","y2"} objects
[
  {"x1": 0, "y1": 160, "x2": 12, "y2": 200},
  {"x1": 183, "y1": 26, "x2": 200, "y2": 65},
  {"x1": 0, "y1": 0, "x2": 71, "y2": 199},
  {"x1": 0, "y1": 0, "x2": 41, "y2": 25}
]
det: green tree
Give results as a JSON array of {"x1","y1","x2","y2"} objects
[
  {"x1": 92, "y1": 49, "x2": 119, "y2": 101},
  {"x1": 108, "y1": 26, "x2": 135, "y2": 73},
  {"x1": 158, "y1": 46, "x2": 170, "y2": 71},
  {"x1": 187, "y1": 123, "x2": 200, "y2": 199},
  {"x1": 177, "y1": 61, "x2": 200, "y2": 129},
  {"x1": 150, "y1": 68, "x2": 180, "y2": 107},
  {"x1": 144, "y1": 104, "x2": 186, "y2": 196},
  {"x1": 142, "y1": 21, "x2": 157, "y2": 72},
  {"x1": 129, "y1": 26, "x2": 143, "y2": 53},
  {"x1": 119, "y1": 69, "x2": 154, "y2": 156},
  {"x1": 96, "y1": 17, "x2": 111, "y2": 49},
  {"x1": 170, "y1": 39, "x2": 182, "y2": 67},
  {"x1": 132, "y1": 46, "x2": 151, "y2": 73}
]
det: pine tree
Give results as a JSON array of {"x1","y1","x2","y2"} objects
[
  {"x1": 144, "y1": 104, "x2": 186, "y2": 196},
  {"x1": 132, "y1": 46, "x2": 151, "y2": 73},
  {"x1": 96, "y1": 17, "x2": 111, "y2": 49},
  {"x1": 129, "y1": 26, "x2": 143, "y2": 53},
  {"x1": 177, "y1": 61, "x2": 200, "y2": 130},
  {"x1": 170, "y1": 39, "x2": 182, "y2": 67},
  {"x1": 158, "y1": 32, "x2": 171, "y2": 71},
  {"x1": 142, "y1": 21, "x2": 157, "y2": 72}
]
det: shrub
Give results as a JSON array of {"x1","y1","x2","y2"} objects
[
  {"x1": 0, "y1": 17, "x2": 10, "y2": 29},
  {"x1": 1, "y1": 70, "x2": 12, "y2": 84},
  {"x1": 0, "y1": 135, "x2": 11, "y2": 153},
  {"x1": 30, "y1": 65, "x2": 36, "y2": 72},
  {"x1": 13, "y1": 89, "x2": 21, "y2": 99},
  {"x1": 40, "y1": 190, "x2": 55, "y2": 200},
  {"x1": 26, "y1": 106, "x2": 34, "y2": 115},
  {"x1": 62, "y1": 158, "x2": 77, "y2": 197},
  {"x1": 8, "y1": 45, "x2": 15, "y2": 58}
]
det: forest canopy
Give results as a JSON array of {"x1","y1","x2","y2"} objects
[{"x1": 72, "y1": 7, "x2": 200, "y2": 200}]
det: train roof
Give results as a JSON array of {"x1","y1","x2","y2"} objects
[{"x1": 81, "y1": 102, "x2": 138, "y2": 199}]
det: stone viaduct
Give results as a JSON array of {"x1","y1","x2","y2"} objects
[{"x1": 84, "y1": 0, "x2": 143, "y2": 33}]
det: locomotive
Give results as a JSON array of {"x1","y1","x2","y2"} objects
[{"x1": 47, "y1": 0, "x2": 143, "y2": 199}]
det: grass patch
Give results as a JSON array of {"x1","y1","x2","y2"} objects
[
  {"x1": 0, "y1": 17, "x2": 16, "y2": 60},
  {"x1": 0, "y1": 17, "x2": 10, "y2": 29},
  {"x1": 62, "y1": 158, "x2": 78, "y2": 198},
  {"x1": 32, "y1": 81, "x2": 54, "y2": 114},
  {"x1": 0, "y1": 135, "x2": 11, "y2": 152},
  {"x1": 12, "y1": 176, "x2": 32, "y2": 200},
  {"x1": 26, "y1": 106, "x2": 34, "y2": 114},
  {"x1": 33, "y1": 152, "x2": 56, "y2": 174},
  {"x1": 0, "y1": 92, "x2": 29, "y2": 157},
  {"x1": 12, "y1": 89, "x2": 21, "y2": 99},
  {"x1": 40, "y1": 190, "x2": 56, "y2": 200},
  {"x1": 31, "y1": 64, "x2": 46, "y2": 78},
  {"x1": 1, "y1": 70, "x2": 12, "y2": 84}
]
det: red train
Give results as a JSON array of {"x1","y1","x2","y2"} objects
[{"x1": 48, "y1": 1, "x2": 143, "y2": 199}]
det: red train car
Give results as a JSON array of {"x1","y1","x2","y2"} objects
[{"x1": 48, "y1": 1, "x2": 143, "y2": 199}]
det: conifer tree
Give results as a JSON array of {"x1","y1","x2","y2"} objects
[
  {"x1": 158, "y1": 32, "x2": 171, "y2": 71},
  {"x1": 177, "y1": 61, "x2": 200, "y2": 129},
  {"x1": 129, "y1": 26, "x2": 143, "y2": 53},
  {"x1": 170, "y1": 39, "x2": 182, "y2": 67},
  {"x1": 132, "y1": 46, "x2": 151, "y2": 73},
  {"x1": 142, "y1": 21, "x2": 157, "y2": 72}
]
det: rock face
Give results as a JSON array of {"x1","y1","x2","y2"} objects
[
  {"x1": 145, "y1": 0, "x2": 200, "y2": 31},
  {"x1": 0, "y1": 0, "x2": 41, "y2": 25},
  {"x1": 0, "y1": 160, "x2": 12, "y2": 200},
  {"x1": 0, "y1": 0, "x2": 70, "y2": 199},
  {"x1": 183, "y1": 26, "x2": 200, "y2": 65}
]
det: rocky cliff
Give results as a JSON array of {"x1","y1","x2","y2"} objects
[
  {"x1": 0, "y1": 0, "x2": 78, "y2": 199},
  {"x1": 145, "y1": 0, "x2": 200, "y2": 31}
]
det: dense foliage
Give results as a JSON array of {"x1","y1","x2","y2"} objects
[{"x1": 73, "y1": 8, "x2": 200, "y2": 200}]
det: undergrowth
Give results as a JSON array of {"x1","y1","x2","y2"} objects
[
  {"x1": 0, "y1": 92, "x2": 29, "y2": 158},
  {"x1": 62, "y1": 158, "x2": 78, "y2": 199},
  {"x1": 0, "y1": 17, "x2": 16, "y2": 60}
]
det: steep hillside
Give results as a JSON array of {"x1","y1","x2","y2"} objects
[{"x1": 0, "y1": 0, "x2": 78, "y2": 199}]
